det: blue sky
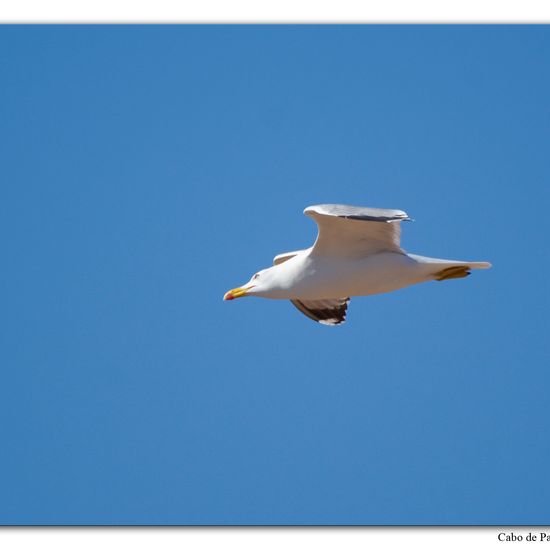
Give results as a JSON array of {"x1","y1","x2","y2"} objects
[{"x1": 1, "y1": 25, "x2": 549, "y2": 525}]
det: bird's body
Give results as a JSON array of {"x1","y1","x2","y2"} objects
[
  {"x1": 224, "y1": 204, "x2": 491, "y2": 325},
  {"x1": 256, "y1": 250, "x2": 456, "y2": 300}
]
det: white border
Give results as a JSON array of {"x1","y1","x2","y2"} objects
[
  {"x1": 0, "y1": 0, "x2": 549, "y2": 22},
  {"x1": 0, "y1": 527, "x2": 541, "y2": 550}
]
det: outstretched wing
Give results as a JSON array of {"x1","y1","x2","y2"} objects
[
  {"x1": 290, "y1": 297, "x2": 350, "y2": 325},
  {"x1": 304, "y1": 204, "x2": 411, "y2": 258}
]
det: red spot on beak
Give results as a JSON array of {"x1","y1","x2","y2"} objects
[{"x1": 223, "y1": 291, "x2": 234, "y2": 301}]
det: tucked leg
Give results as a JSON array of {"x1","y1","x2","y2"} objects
[{"x1": 433, "y1": 265, "x2": 471, "y2": 281}]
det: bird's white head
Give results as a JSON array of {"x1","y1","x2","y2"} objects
[{"x1": 223, "y1": 265, "x2": 285, "y2": 301}]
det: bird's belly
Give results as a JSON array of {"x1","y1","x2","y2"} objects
[{"x1": 291, "y1": 252, "x2": 424, "y2": 299}]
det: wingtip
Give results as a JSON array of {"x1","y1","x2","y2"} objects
[
  {"x1": 318, "y1": 319, "x2": 346, "y2": 326},
  {"x1": 303, "y1": 205, "x2": 317, "y2": 216},
  {"x1": 388, "y1": 215, "x2": 413, "y2": 223}
]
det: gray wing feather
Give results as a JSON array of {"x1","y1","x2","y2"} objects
[{"x1": 306, "y1": 204, "x2": 411, "y2": 222}]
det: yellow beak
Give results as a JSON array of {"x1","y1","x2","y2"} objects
[{"x1": 223, "y1": 286, "x2": 249, "y2": 301}]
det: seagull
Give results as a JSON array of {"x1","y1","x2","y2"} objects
[{"x1": 223, "y1": 204, "x2": 491, "y2": 325}]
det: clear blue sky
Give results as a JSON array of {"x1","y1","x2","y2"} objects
[{"x1": 1, "y1": 25, "x2": 549, "y2": 525}]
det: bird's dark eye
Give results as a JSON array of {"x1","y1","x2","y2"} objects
[{"x1": 253, "y1": 273, "x2": 260, "y2": 280}]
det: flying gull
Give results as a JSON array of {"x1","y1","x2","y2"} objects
[{"x1": 223, "y1": 204, "x2": 491, "y2": 325}]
